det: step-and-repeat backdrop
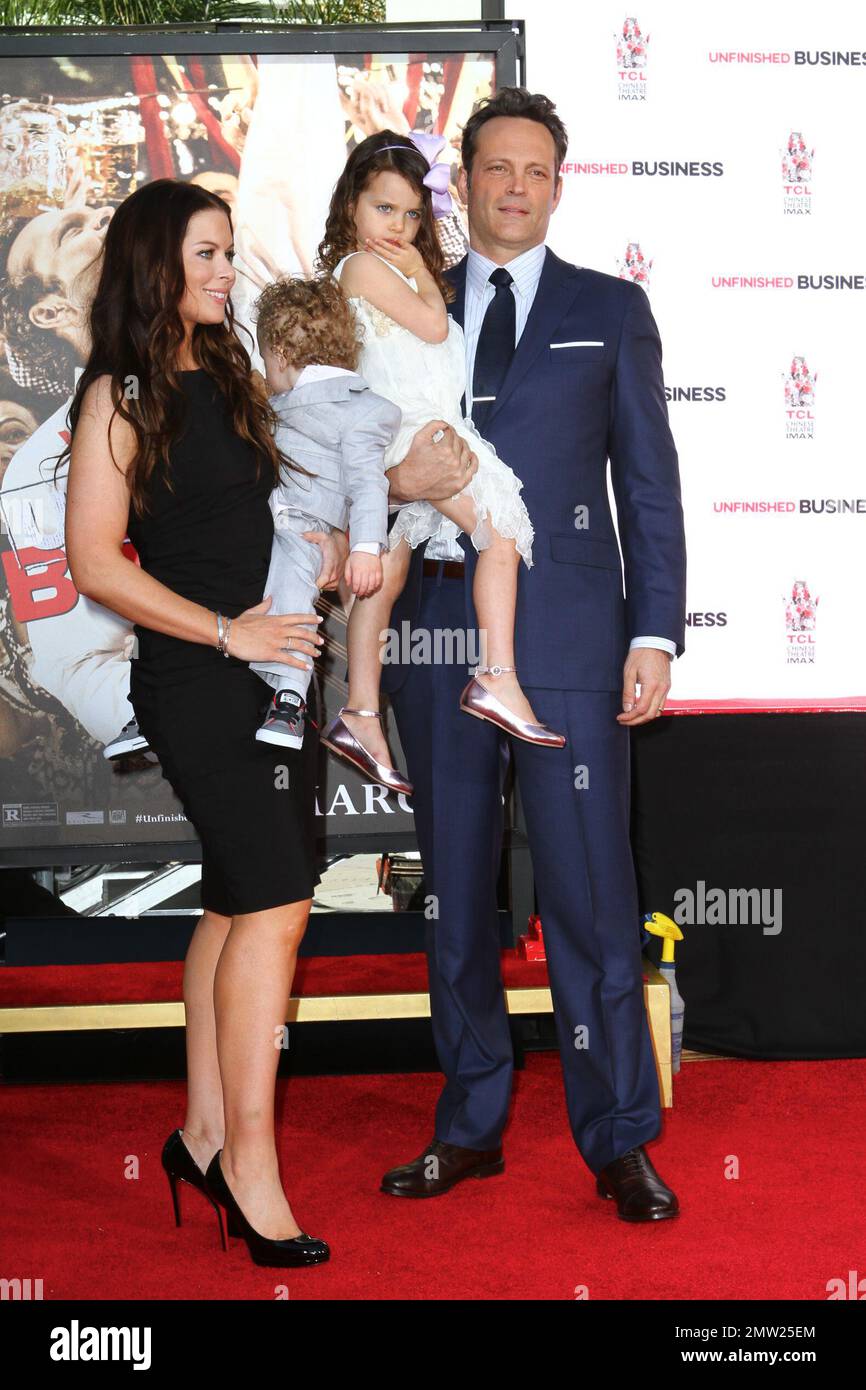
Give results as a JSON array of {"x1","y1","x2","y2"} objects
[{"x1": 515, "y1": 0, "x2": 864, "y2": 710}]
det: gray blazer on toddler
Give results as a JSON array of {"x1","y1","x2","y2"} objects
[{"x1": 269, "y1": 371, "x2": 401, "y2": 550}]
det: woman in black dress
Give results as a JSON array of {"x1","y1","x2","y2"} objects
[{"x1": 63, "y1": 180, "x2": 346, "y2": 1268}]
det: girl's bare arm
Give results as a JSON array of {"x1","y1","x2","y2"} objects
[{"x1": 339, "y1": 250, "x2": 448, "y2": 344}]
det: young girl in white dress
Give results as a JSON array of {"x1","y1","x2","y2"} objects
[{"x1": 316, "y1": 130, "x2": 565, "y2": 790}]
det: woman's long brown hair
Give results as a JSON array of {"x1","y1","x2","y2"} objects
[
  {"x1": 55, "y1": 178, "x2": 297, "y2": 516},
  {"x1": 316, "y1": 131, "x2": 455, "y2": 303}
]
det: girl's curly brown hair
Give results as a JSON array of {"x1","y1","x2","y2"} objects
[
  {"x1": 53, "y1": 178, "x2": 300, "y2": 519},
  {"x1": 315, "y1": 130, "x2": 455, "y2": 304},
  {"x1": 255, "y1": 275, "x2": 361, "y2": 371}
]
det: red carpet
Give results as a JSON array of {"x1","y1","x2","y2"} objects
[{"x1": 2, "y1": 1054, "x2": 863, "y2": 1300}]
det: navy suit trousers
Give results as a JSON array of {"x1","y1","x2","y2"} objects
[{"x1": 389, "y1": 569, "x2": 661, "y2": 1174}]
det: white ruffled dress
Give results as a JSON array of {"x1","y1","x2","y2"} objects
[{"x1": 332, "y1": 252, "x2": 534, "y2": 567}]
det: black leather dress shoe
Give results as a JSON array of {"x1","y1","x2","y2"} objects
[
  {"x1": 596, "y1": 1145, "x2": 679, "y2": 1221},
  {"x1": 381, "y1": 1138, "x2": 505, "y2": 1197}
]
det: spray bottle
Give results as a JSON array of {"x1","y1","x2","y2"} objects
[{"x1": 643, "y1": 911, "x2": 685, "y2": 1074}]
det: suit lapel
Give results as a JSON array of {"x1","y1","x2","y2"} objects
[{"x1": 484, "y1": 248, "x2": 584, "y2": 428}]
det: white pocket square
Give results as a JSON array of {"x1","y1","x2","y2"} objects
[{"x1": 550, "y1": 340, "x2": 605, "y2": 348}]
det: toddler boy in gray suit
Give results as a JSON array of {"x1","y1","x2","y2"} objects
[{"x1": 251, "y1": 276, "x2": 401, "y2": 748}]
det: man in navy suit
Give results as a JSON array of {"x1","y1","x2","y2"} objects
[{"x1": 380, "y1": 88, "x2": 686, "y2": 1220}]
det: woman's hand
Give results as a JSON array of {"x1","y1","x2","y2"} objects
[
  {"x1": 364, "y1": 235, "x2": 425, "y2": 281},
  {"x1": 304, "y1": 528, "x2": 349, "y2": 590},
  {"x1": 225, "y1": 596, "x2": 324, "y2": 670},
  {"x1": 340, "y1": 76, "x2": 410, "y2": 137}
]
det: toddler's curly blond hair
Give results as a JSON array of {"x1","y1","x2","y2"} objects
[{"x1": 254, "y1": 275, "x2": 361, "y2": 372}]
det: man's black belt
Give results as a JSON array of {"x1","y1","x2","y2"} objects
[{"x1": 422, "y1": 559, "x2": 465, "y2": 579}]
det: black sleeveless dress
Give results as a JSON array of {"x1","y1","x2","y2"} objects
[{"x1": 127, "y1": 368, "x2": 319, "y2": 915}]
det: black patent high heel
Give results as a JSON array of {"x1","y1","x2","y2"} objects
[
  {"x1": 205, "y1": 1149, "x2": 330, "y2": 1268},
  {"x1": 161, "y1": 1128, "x2": 227, "y2": 1251}
]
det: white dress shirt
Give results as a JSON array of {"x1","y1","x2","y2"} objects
[
  {"x1": 290, "y1": 363, "x2": 381, "y2": 557},
  {"x1": 424, "y1": 244, "x2": 675, "y2": 658}
]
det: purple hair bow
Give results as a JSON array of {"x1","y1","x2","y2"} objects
[{"x1": 379, "y1": 130, "x2": 454, "y2": 219}]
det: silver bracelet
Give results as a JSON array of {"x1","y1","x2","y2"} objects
[{"x1": 215, "y1": 611, "x2": 232, "y2": 657}]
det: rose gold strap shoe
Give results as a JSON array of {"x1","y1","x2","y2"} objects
[
  {"x1": 459, "y1": 666, "x2": 567, "y2": 748},
  {"x1": 320, "y1": 706, "x2": 414, "y2": 795}
]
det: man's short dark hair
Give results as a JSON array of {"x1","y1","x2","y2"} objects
[{"x1": 461, "y1": 87, "x2": 568, "y2": 182}]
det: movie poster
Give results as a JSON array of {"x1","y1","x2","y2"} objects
[{"x1": 0, "y1": 43, "x2": 497, "y2": 859}]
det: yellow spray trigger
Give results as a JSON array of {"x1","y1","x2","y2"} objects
[{"x1": 644, "y1": 911, "x2": 684, "y2": 963}]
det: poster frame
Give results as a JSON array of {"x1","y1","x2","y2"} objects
[{"x1": 0, "y1": 19, "x2": 524, "y2": 868}]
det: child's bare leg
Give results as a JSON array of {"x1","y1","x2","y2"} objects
[
  {"x1": 432, "y1": 497, "x2": 540, "y2": 726},
  {"x1": 336, "y1": 575, "x2": 355, "y2": 619},
  {"x1": 343, "y1": 537, "x2": 411, "y2": 766}
]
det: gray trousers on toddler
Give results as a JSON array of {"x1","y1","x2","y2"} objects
[{"x1": 249, "y1": 510, "x2": 330, "y2": 700}]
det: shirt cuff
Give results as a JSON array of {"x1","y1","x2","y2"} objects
[
  {"x1": 350, "y1": 541, "x2": 382, "y2": 556},
  {"x1": 630, "y1": 636, "x2": 676, "y2": 656}
]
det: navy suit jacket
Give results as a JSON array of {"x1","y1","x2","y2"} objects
[{"x1": 381, "y1": 245, "x2": 687, "y2": 695}]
